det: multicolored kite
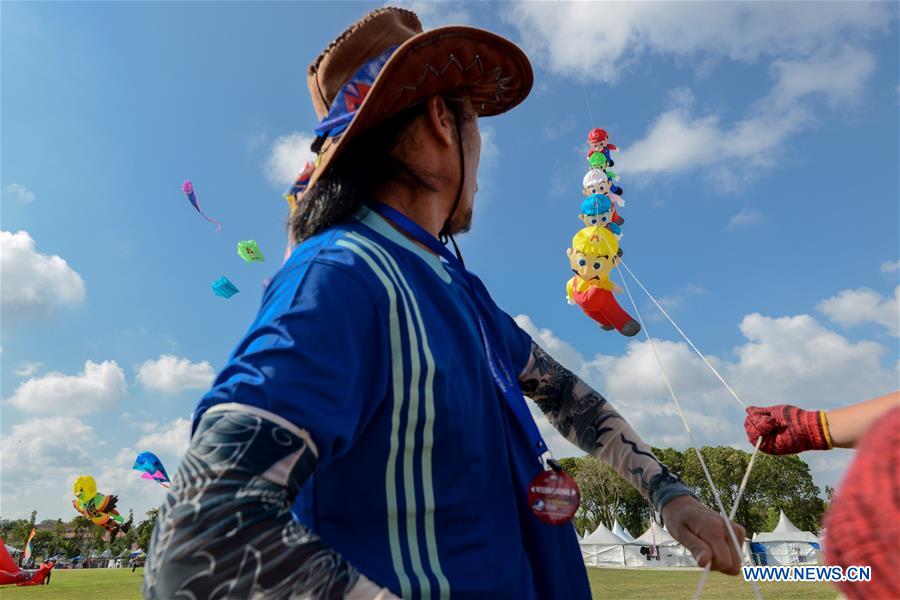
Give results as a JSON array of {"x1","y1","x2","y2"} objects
[
  {"x1": 72, "y1": 475, "x2": 131, "y2": 535},
  {"x1": 237, "y1": 240, "x2": 265, "y2": 263},
  {"x1": 181, "y1": 180, "x2": 221, "y2": 232},
  {"x1": 212, "y1": 276, "x2": 239, "y2": 299},
  {"x1": 132, "y1": 451, "x2": 171, "y2": 488}
]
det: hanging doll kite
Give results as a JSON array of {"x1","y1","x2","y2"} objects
[
  {"x1": 72, "y1": 475, "x2": 132, "y2": 535},
  {"x1": 583, "y1": 169, "x2": 624, "y2": 225},
  {"x1": 132, "y1": 451, "x2": 171, "y2": 487},
  {"x1": 586, "y1": 128, "x2": 618, "y2": 166},
  {"x1": 181, "y1": 180, "x2": 221, "y2": 232},
  {"x1": 579, "y1": 194, "x2": 621, "y2": 236},
  {"x1": 566, "y1": 226, "x2": 640, "y2": 337}
]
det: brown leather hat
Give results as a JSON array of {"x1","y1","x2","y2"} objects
[{"x1": 302, "y1": 6, "x2": 533, "y2": 194}]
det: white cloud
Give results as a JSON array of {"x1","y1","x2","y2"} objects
[
  {"x1": 881, "y1": 260, "x2": 900, "y2": 274},
  {"x1": 395, "y1": 1, "x2": 470, "y2": 29},
  {"x1": 657, "y1": 284, "x2": 707, "y2": 310},
  {"x1": 475, "y1": 124, "x2": 501, "y2": 204},
  {"x1": 0, "y1": 417, "x2": 98, "y2": 473},
  {"x1": 266, "y1": 132, "x2": 316, "y2": 187},
  {"x1": 505, "y1": 5, "x2": 884, "y2": 185},
  {"x1": 727, "y1": 209, "x2": 763, "y2": 229},
  {"x1": 135, "y1": 355, "x2": 215, "y2": 394},
  {"x1": 1, "y1": 230, "x2": 86, "y2": 321},
  {"x1": 135, "y1": 418, "x2": 191, "y2": 459},
  {"x1": 817, "y1": 286, "x2": 899, "y2": 336},
  {"x1": 6, "y1": 360, "x2": 127, "y2": 416},
  {"x1": 14, "y1": 361, "x2": 44, "y2": 377},
  {"x1": 0, "y1": 417, "x2": 191, "y2": 520},
  {"x1": 515, "y1": 301, "x2": 897, "y2": 491},
  {"x1": 614, "y1": 104, "x2": 811, "y2": 179},
  {"x1": 4, "y1": 183, "x2": 35, "y2": 203},
  {"x1": 505, "y1": 2, "x2": 887, "y2": 83},
  {"x1": 763, "y1": 45, "x2": 876, "y2": 111}
]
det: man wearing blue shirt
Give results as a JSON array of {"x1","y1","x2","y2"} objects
[{"x1": 145, "y1": 7, "x2": 745, "y2": 599}]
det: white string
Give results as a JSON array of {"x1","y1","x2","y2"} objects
[
  {"x1": 616, "y1": 261, "x2": 746, "y2": 409},
  {"x1": 611, "y1": 254, "x2": 761, "y2": 600},
  {"x1": 692, "y1": 437, "x2": 763, "y2": 599},
  {"x1": 581, "y1": 83, "x2": 596, "y2": 126}
]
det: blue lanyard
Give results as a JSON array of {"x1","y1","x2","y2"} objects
[{"x1": 369, "y1": 202, "x2": 549, "y2": 462}]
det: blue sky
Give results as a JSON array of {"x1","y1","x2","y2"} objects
[{"x1": 2, "y1": 1, "x2": 897, "y2": 521}]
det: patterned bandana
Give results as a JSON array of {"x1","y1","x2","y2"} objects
[{"x1": 314, "y1": 45, "x2": 399, "y2": 139}]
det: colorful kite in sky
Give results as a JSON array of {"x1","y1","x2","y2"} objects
[
  {"x1": 238, "y1": 240, "x2": 265, "y2": 263},
  {"x1": 132, "y1": 451, "x2": 171, "y2": 487},
  {"x1": 181, "y1": 179, "x2": 221, "y2": 231},
  {"x1": 72, "y1": 475, "x2": 131, "y2": 535},
  {"x1": 212, "y1": 276, "x2": 239, "y2": 299}
]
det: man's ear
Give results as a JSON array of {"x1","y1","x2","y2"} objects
[
  {"x1": 423, "y1": 96, "x2": 455, "y2": 148},
  {"x1": 566, "y1": 248, "x2": 573, "y2": 258}
]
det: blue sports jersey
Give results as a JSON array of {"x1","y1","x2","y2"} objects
[{"x1": 195, "y1": 207, "x2": 591, "y2": 599}]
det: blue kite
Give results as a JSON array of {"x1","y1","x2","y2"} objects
[
  {"x1": 212, "y1": 276, "x2": 239, "y2": 299},
  {"x1": 132, "y1": 451, "x2": 171, "y2": 488}
]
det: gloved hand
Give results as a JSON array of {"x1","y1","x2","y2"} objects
[{"x1": 744, "y1": 405, "x2": 832, "y2": 455}]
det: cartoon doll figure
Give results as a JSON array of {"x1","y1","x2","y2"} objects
[
  {"x1": 585, "y1": 154, "x2": 623, "y2": 194},
  {"x1": 72, "y1": 475, "x2": 132, "y2": 535},
  {"x1": 582, "y1": 169, "x2": 624, "y2": 224},
  {"x1": 566, "y1": 226, "x2": 640, "y2": 337},
  {"x1": 586, "y1": 128, "x2": 618, "y2": 166},
  {"x1": 579, "y1": 194, "x2": 621, "y2": 236}
]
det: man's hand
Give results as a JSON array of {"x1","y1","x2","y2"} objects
[
  {"x1": 744, "y1": 405, "x2": 831, "y2": 455},
  {"x1": 662, "y1": 495, "x2": 745, "y2": 575}
]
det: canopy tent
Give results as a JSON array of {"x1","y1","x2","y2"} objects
[
  {"x1": 579, "y1": 523, "x2": 640, "y2": 567},
  {"x1": 4, "y1": 544, "x2": 21, "y2": 556},
  {"x1": 632, "y1": 522, "x2": 697, "y2": 567},
  {"x1": 751, "y1": 510, "x2": 821, "y2": 565},
  {"x1": 612, "y1": 520, "x2": 635, "y2": 543}
]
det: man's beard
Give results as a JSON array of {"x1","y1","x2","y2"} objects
[{"x1": 446, "y1": 206, "x2": 473, "y2": 235}]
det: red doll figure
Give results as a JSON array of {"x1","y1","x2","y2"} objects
[{"x1": 565, "y1": 226, "x2": 640, "y2": 337}]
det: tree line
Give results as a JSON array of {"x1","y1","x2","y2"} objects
[
  {"x1": 559, "y1": 445, "x2": 827, "y2": 538},
  {"x1": 0, "y1": 508, "x2": 159, "y2": 562},
  {"x1": 4, "y1": 446, "x2": 824, "y2": 561}
]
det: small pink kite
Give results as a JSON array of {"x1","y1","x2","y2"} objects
[{"x1": 181, "y1": 180, "x2": 221, "y2": 232}]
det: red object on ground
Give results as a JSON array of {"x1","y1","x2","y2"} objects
[
  {"x1": 0, "y1": 539, "x2": 54, "y2": 586},
  {"x1": 15, "y1": 563, "x2": 53, "y2": 586},
  {"x1": 825, "y1": 406, "x2": 900, "y2": 599},
  {"x1": 744, "y1": 404, "x2": 830, "y2": 454}
]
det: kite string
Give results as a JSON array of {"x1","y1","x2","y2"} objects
[
  {"x1": 616, "y1": 261, "x2": 745, "y2": 409},
  {"x1": 693, "y1": 436, "x2": 763, "y2": 599},
  {"x1": 580, "y1": 88, "x2": 761, "y2": 597},
  {"x1": 614, "y1": 257, "x2": 761, "y2": 600}
]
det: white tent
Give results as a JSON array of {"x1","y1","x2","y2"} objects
[
  {"x1": 612, "y1": 520, "x2": 635, "y2": 543},
  {"x1": 632, "y1": 522, "x2": 697, "y2": 567},
  {"x1": 751, "y1": 510, "x2": 821, "y2": 565},
  {"x1": 634, "y1": 521, "x2": 678, "y2": 546},
  {"x1": 580, "y1": 523, "x2": 630, "y2": 567}
]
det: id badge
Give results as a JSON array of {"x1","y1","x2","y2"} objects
[{"x1": 528, "y1": 461, "x2": 581, "y2": 525}]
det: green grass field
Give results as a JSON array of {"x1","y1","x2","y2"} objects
[{"x1": 0, "y1": 567, "x2": 839, "y2": 599}]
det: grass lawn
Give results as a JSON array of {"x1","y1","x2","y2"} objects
[
  {"x1": 0, "y1": 567, "x2": 840, "y2": 599},
  {"x1": 587, "y1": 567, "x2": 838, "y2": 599},
  {"x1": 0, "y1": 568, "x2": 143, "y2": 599}
]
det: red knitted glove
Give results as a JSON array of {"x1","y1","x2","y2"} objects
[{"x1": 744, "y1": 405, "x2": 832, "y2": 455}]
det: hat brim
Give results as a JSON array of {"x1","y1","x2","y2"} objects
[{"x1": 306, "y1": 25, "x2": 533, "y2": 194}]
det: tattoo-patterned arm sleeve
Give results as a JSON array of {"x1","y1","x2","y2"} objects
[
  {"x1": 518, "y1": 342, "x2": 696, "y2": 513},
  {"x1": 143, "y1": 404, "x2": 396, "y2": 600}
]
